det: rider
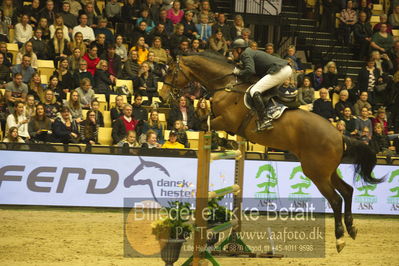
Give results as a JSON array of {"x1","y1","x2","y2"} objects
[{"x1": 231, "y1": 39, "x2": 292, "y2": 131}]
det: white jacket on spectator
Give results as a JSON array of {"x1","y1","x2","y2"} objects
[
  {"x1": 72, "y1": 25, "x2": 95, "y2": 42},
  {"x1": 6, "y1": 113, "x2": 30, "y2": 138},
  {"x1": 49, "y1": 25, "x2": 71, "y2": 42},
  {"x1": 15, "y1": 23, "x2": 33, "y2": 44}
]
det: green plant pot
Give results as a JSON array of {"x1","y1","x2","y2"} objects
[{"x1": 160, "y1": 238, "x2": 186, "y2": 266}]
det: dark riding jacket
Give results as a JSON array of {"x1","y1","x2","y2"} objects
[{"x1": 237, "y1": 48, "x2": 288, "y2": 78}]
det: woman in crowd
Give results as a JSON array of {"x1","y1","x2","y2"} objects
[
  {"x1": 342, "y1": 106, "x2": 358, "y2": 137},
  {"x1": 68, "y1": 48, "x2": 82, "y2": 72},
  {"x1": 194, "y1": 98, "x2": 210, "y2": 131},
  {"x1": 336, "y1": 120, "x2": 346, "y2": 135},
  {"x1": 182, "y1": 10, "x2": 198, "y2": 40},
  {"x1": 144, "y1": 51, "x2": 164, "y2": 81},
  {"x1": 65, "y1": 89, "x2": 83, "y2": 123},
  {"x1": 340, "y1": 76, "x2": 359, "y2": 105},
  {"x1": 166, "y1": 0, "x2": 184, "y2": 24},
  {"x1": 53, "y1": 57, "x2": 73, "y2": 96},
  {"x1": 209, "y1": 30, "x2": 228, "y2": 56},
  {"x1": 69, "y1": 32, "x2": 87, "y2": 55},
  {"x1": 80, "y1": 110, "x2": 98, "y2": 144},
  {"x1": 298, "y1": 76, "x2": 315, "y2": 107},
  {"x1": 356, "y1": 107, "x2": 373, "y2": 137},
  {"x1": 37, "y1": 17, "x2": 50, "y2": 40},
  {"x1": 115, "y1": 34, "x2": 128, "y2": 62},
  {"x1": 168, "y1": 96, "x2": 195, "y2": 130},
  {"x1": 370, "y1": 50, "x2": 393, "y2": 75},
  {"x1": 15, "y1": 13, "x2": 33, "y2": 47},
  {"x1": 232, "y1": 15, "x2": 245, "y2": 40},
  {"x1": 48, "y1": 28, "x2": 71, "y2": 65},
  {"x1": 46, "y1": 75, "x2": 64, "y2": 103},
  {"x1": 91, "y1": 99, "x2": 104, "y2": 127},
  {"x1": 141, "y1": 129, "x2": 161, "y2": 149},
  {"x1": 136, "y1": 62, "x2": 157, "y2": 104},
  {"x1": 28, "y1": 73, "x2": 45, "y2": 103},
  {"x1": 358, "y1": 59, "x2": 380, "y2": 105},
  {"x1": 3, "y1": 126, "x2": 25, "y2": 143},
  {"x1": 42, "y1": 89, "x2": 60, "y2": 121},
  {"x1": 52, "y1": 106, "x2": 79, "y2": 144},
  {"x1": 49, "y1": 14, "x2": 70, "y2": 42},
  {"x1": 28, "y1": 103, "x2": 52, "y2": 143},
  {"x1": 136, "y1": 8, "x2": 155, "y2": 32},
  {"x1": 323, "y1": 61, "x2": 339, "y2": 98},
  {"x1": 139, "y1": 109, "x2": 164, "y2": 144},
  {"x1": 25, "y1": 94, "x2": 36, "y2": 120},
  {"x1": 372, "y1": 107, "x2": 396, "y2": 138},
  {"x1": 335, "y1": 89, "x2": 354, "y2": 118},
  {"x1": 130, "y1": 36, "x2": 149, "y2": 64},
  {"x1": 371, "y1": 23, "x2": 394, "y2": 53},
  {"x1": 6, "y1": 101, "x2": 30, "y2": 141},
  {"x1": 83, "y1": 43, "x2": 100, "y2": 76},
  {"x1": 94, "y1": 60, "x2": 115, "y2": 99},
  {"x1": 190, "y1": 38, "x2": 201, "y2": 53},
  {"x1": 16, "y1": 41, "x2": 38, "y2": 68},
  {"x1": 118, "y1": 130, "x2": 141, "y2": 147},
  {"x1": 370, "y1": 123, "x2": 396, "y2": 156}
]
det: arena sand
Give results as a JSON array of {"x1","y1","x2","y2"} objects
[{"x1": 0, "y1": 206, "x2": 398, "y2": 266}]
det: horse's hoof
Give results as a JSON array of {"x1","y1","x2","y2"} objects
[
  {"x1": 336, "y1": 237, "x2": 346, "y2": 253},
  {"x1": 348, "y1": 226, "x2": 358, "y2": 240}
]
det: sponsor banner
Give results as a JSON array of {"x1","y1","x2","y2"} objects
[
  {"x1": 235, "y1": 0, "x2": 282, "y2": 15},
  {"x1": 0, "y1": 150, "x2": 398, "y2": 215}
]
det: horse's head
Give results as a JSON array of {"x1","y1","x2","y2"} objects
[{"x1": 159, "y1": 56, "x2": 191, "y2": 101}]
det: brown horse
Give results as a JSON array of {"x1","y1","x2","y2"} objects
[{"x1": 159, "y1": 53, "x2": 383, "y2": 252}]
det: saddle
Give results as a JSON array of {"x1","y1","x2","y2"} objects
[{"x1": 244, "y1": 86, "x2": 300, "y2": 122}]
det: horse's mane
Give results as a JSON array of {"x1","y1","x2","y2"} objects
[{"x1": 183, "y1": 51, "x2": 234, "y2": 70}]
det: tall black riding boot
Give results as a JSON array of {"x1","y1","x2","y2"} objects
[{"x1": 252, "y1": 92, "x2": 273, "y2": 131}]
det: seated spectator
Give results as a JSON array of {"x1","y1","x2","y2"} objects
[
  {"x1": 69, "y1": 32, "x2": 87, "y2": 56},
  {"x1": 249, "y1": 41, "x2": 258, "y2": 50},
  {"x1": 370, "y1": 123, "x2": 396, "y2": 156},
  {"x1": 53, "y1": 58, "x2": 74, "y2": 95},
  {"x1": 189, "y1": 39, "x2": 201, "y2": 53},
  {"x1": 339, "y1": 0, "x2": 357, "y2": 45},
  {"x1": 357, "y1": 0, "x2": 372, "y2": 21},
  {"x1": 199, "y1": 0, "x2": 215, "y2": 24},
  {"x1": 340, "y1": 76, "x2": 360, "y2": 105},
  {"x1": 14, "y1": 14, "x2": 33, "y2": 48},
  {"x1": 138, "y1": 109, "x2": 164, "y2": 144},
  {"x1": 373, "y1": 14, "x2": 393, "y2": 34},
  {"x1": 354, "y1": 11, "x2": 373, "y2": 60},
  {"x1": 167, "y1": 1, "x2": 184, "y2": 24},
  {"x1": 182, "y1": 11, "x2": 199, "y2": 40},
  {"x1": 168, "y1": 96, "x2": 195, "y2": 129},
  {"x1": 149, "y1": 37, "x2": 170, "y2": 64},
  {"x1": 323, "y1": 61, "x2": 339, "y2": 97},
  {"x1": 232, "y1": 15, "x2": 245, "y2": 40},
  {"x1": 285, "y1": 45, "x2": 304, "y2": 85},
  {"x1": 173, "y1": 119, "x2": 189, "y2": 148},
  {"x1": 239, "y1": 28, "x2": 253, "y2": 46},
  {"x1": 359, "y1": 126, "x2": 371, "y2": 144},
  {"x1": 28, "y1": 73, "x2": 45, "y2": 104},
  {"x1": 212, "y1": 13, "x2": 232, "y2": 44},
  {"x1": 29, "y1": 28, "x2": 47, "y2": 60},
  {"x1": 115, "y1": 35, "x2": 128, "y2": 62},
  {"x1": 0, "y1": 42, "x2": 13, "y2": 67},
  {"x1": 312, "y1": 88, "x2": 336, "y2": 121},
  {"x1": 354, "y1": 91, "x2": 372, "y2": 116},
  {"x1": 105, "y1": 0, "x2": 122, "y2": 24},
  {"x1": 47, "y1": 29, "x2": 71, "y2": 66},
  {"x1": 92, "y1": 33, "x2": 107, "y2": 58},
  {"x1": 121, "y1": 0, "x2": 140, "y2": 24},
  {"x1": 196, "y1": 14, "x2": 212, "y2": 48},
  {"x1": 136, "y1": 62, "x2": 157, "y2": 104},
  {"x1": 389, "y1": 5, "x2": 399, "y2": 29},
  {"x1": 183, "y1": 0, "x2": 199, "y2": 22},
  {"x1": 25, "y1": 95, "x2": 36, "y2": 120},
  {"x1": 101, "y1": 43, "x2": 122, "y2": 78},
  {"x1": 52, "y1": 106, "x2": 80, "y2": 144},
  {"x1": 110, "y1": 95, "x2": 124, "y2": 125},
  {"x1": 307, "y1": 66, "x2": 324, "y2": 91},
  {"x1": 137, "y1": 8, "x2": 156, "y2": 33},
  {"x1": 336, "y1": 120, "x2": 346, "y2": 135},
  {"x1": 68, "y1": 48, "x2": 83, "y2": 73},
  {"x1": 94, "y1": 60, "x2": 116, "y2": 100},
  {"x1": 65, "y1": 90, "x2": 83, "y2": 123},
  {"x1": 148, "y1": 22, "x2": 170, "y2": 49},
  {"x1": 358, "y1": 60, "x2": 380, "y2": 105},
  {"x1": 130, "y1": 36, "x2": 149, "y2": 65},
  {"x1": 209, "y1": 30, "x2": 228, "y2": 56},
  {"x1": 16, "y1": 41, "x2": 38, "y2": 69},
  {"x1": 73, "y1": 59, "x2": 94, "y2": 89},
  {"x1": 12, "y1": 55, "x2": 35, "y2": 84},
  {"x1": 76, "y1": 78, "x2": 95, "y2": 109},
  {"x1": 6, "y1": 101, "x2": 30, "y2": 140},
  {"x1": 122, "y1": 50, "x2": 140, "y2": 81},
  {"x1": 130, "y1": 20, "x2": 149, "y2": 45},
  {"x1": 342, "y1": 107, "x2": 358, "y2": 137},
  {"x1": 194, "y1": 98, "x2": 210, "y2": 131},
  {"x1": 157, "y1": 9, "x2": 174, "y2": 35},
  {"x1": 49, "y1": 14, "x2": 70, "y2": 42},
  {"x1": 28, "y1": 103, "x2": 52, "y2": 143},
  {"x1": 73, "y1": 13, "x2": 95, "y2": 44},
  {"x1": 46, "y1": 75, "x2": 64, "y2": 103},
  {"x1": 372, "y1": 107, "x2": 394, "y2": 136},
  {"x1": 370, "y1": 50, "x2": 393, "y2": 74},
  {"x1": 0, "y1": 53, "x2": 11, "y2": 85},
  {"x1": 83, "y1": 43, "x2": 101, "y2": 76},
  {"x1": 298, "y1": 77, "x2": 315, "y2": 106},
  {"x1": 356, "y1": 107, "x2": 373, "y2": 136},
  {"x1": 23, "y1": 0, "x2": 40, "y2": 26},
  {"x1": 112, "y1": 103, "x2": 138, "y2": 144},
  {"x1": 39, "y1": 0, "x2": 56, "y2": 25},
  {"x1": 132, "y1": 94, "x2": 148, "y2": 121},
  {"x1": 94, "y1": 17, "x2": 114, "y2": 45},
  {"x1": 60, "y1": 1, "x2": 79, "y2": 29},
  {"x1": 371, "y1": 23, "x2": 394, "y2": 54},
  {"x1": 118, "y1": 130, "x2": 141, "y2": 147},
  {"x1": 42, "y1": 89, "x2": 61, "y2": 121},
  {"x1": 80, "y1": 110, "x2": 99, "y2": 144},
  {"x1": 162, "y1": 129, "x2": 184, "y2": 149},
  {"x1": 335, "y1": 89, "x2": 354, "y2": 118},
  {"x1": 91, "y1": 99, "x2": 104, "y2": 127},
  {"x1": 265, "y1": 43, "x2": 281, "y2": 58},
  {"x1": 174, "y1": 39, "x2": 190, "y2": 57},
  {"x1": 79, "y1": 1, "x2": 99, "y2": 27},
  {"x1": 144, "y1": 52, "x2": 165, "y2": 82},
  {"x1": 37, "y1": 17, "x2": 51, "y2": 40},
  {"x1": 5, "y1": 73, "x2": 28, "y2": 112},
  {"x1": 141, "y1": 129, "x2": 161, "y2": 148},
  {"x1": 3, "y1": 126, "x2": 25, "y2": 143}
]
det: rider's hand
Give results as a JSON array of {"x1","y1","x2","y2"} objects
[{"x1": 233, "y1": 67, "x2": 240, "y2": 75}]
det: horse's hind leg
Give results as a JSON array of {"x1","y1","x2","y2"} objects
[
  {"x1": 331, "y1": 171, "x2": 357, "y2": 240},
  {"x1": 312, "y1": 179, "x2": 346, "y2": 252}
]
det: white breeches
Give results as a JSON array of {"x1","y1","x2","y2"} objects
[{"x1": 249, "y1": 65, "x2": 293, "y2": 96}]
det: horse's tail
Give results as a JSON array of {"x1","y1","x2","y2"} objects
[{"x1": 343, "y1": 136, "x2": 384, "y2": 184}]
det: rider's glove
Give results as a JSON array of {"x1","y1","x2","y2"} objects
[{"x1": 233, "y1": 67, "x2": 240, "y2": 75}]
